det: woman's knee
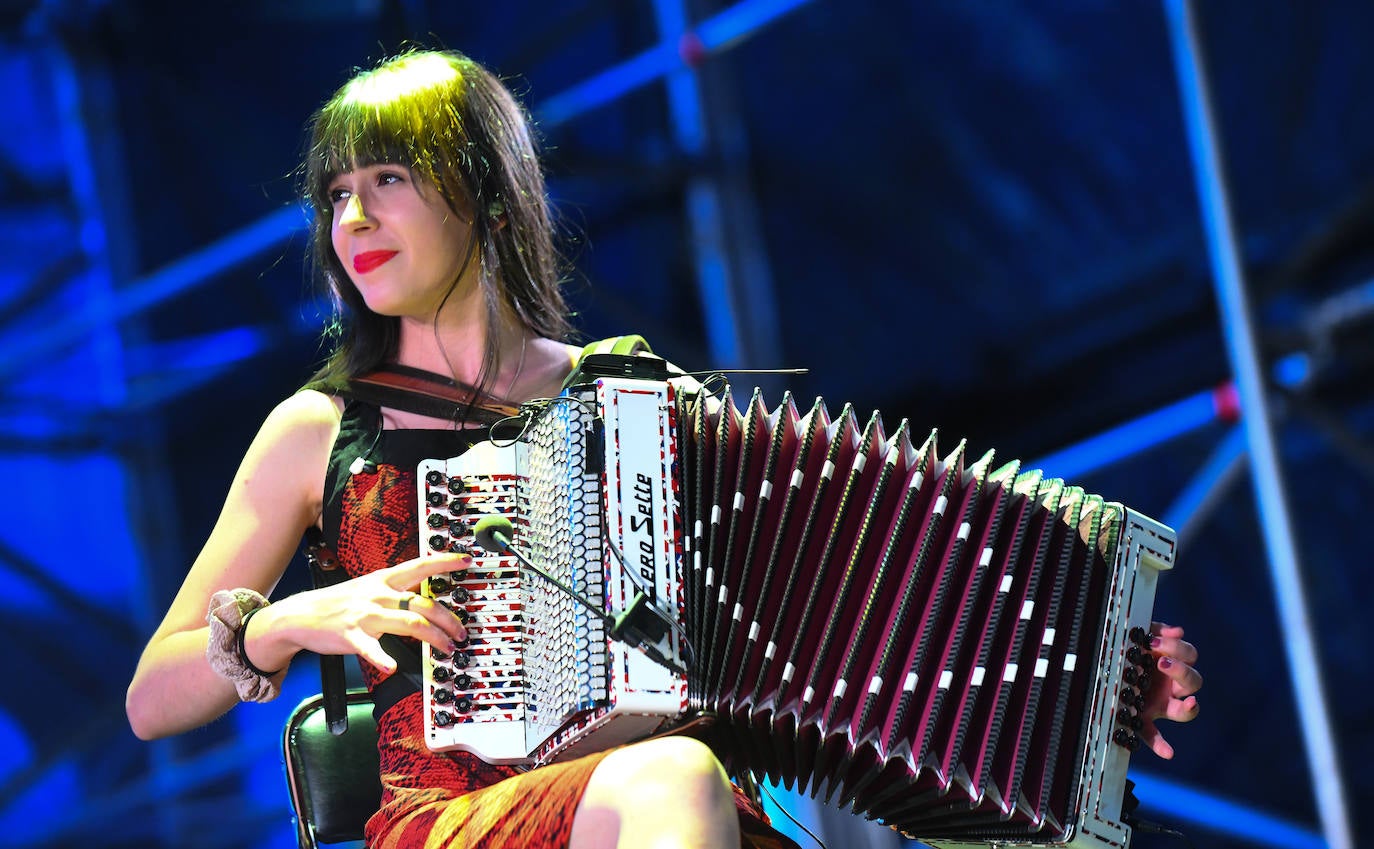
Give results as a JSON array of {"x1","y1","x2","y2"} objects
[
  {"x1": 577, "y1": 736, "x2": 735, "y2": 829},
  {"x1": 572, "y1": 737, "x2": 738, "y2": 848},
  {"x1": 607, "y1": 736, "x2": 732, "y2": 804}
]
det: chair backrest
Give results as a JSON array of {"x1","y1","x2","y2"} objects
[{"x1": 281, "y1": 689, "x2": 383, "y2": 848}]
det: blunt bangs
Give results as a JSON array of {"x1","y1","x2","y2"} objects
[{"x1": 306, "y1": 53, "x2": 474, "y2": 213}]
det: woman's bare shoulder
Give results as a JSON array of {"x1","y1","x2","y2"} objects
[
  {"x1": 246, "y1": 389, "x2": 343, "y2": 459},
  {"x1": 272, "y1": 387, "x2": 344, "y2": 424}
]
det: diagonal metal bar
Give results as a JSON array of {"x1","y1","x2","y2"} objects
[
  {"x1": 0, "y1": 204, "x2": 307, "y2": 385},
  {"x1": 0, "y1": 250, "x2": 87, "y2": 335},
  {"x1": 537, "y1": 0, "x2": 814, "y2": 127},
  {"x1": 0, "y1": 536, "x2": 140, "y2": 645},
  {"x1": 1162, "y1": 424, "x2": 1247, "y2": 551},
  {"x1": 1029, "y1": 387, "x2": 1226, "y2": 480},
  {"x1": 1162, "y1": 2, "x2": 1352, "y2": 847},
  {"x1": 1129, "y1": 770, "x2": 1325, "y2": 849}
]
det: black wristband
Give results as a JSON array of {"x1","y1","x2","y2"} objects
[{"x1": 236, "y1": 605, "x2": 283, "y2": 677}]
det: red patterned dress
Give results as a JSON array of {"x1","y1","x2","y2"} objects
[{"x1": 321, "y1": 400, "x2": 798, "y2": 848}]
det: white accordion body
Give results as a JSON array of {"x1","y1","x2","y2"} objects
[{"x1": 417, "y1": 378, "x2": 687, "y2": 765}]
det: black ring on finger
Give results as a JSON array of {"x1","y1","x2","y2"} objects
[{"x1": 399, "y1": 595, "x2": 413, "y2": 612}]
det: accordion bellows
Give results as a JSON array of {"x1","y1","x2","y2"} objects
[{"x1": 418, "y1": 377, "x2": 1176, "y2": 849}]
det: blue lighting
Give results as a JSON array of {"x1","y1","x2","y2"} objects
[
  {"x1": 537, "y1": 0, "x2": 815, "y2": 128},
  {"x1": 0, "y1": 205, "x2": 307, "y2": 384},
  {"x1": 537, "y1": 43, "x2": 680, "y2": 129},
  {"x1": 1273, "y1": 352, "x2": 1310, "y2": 388},
  {"x1": 1031, "y1": 390, "x2": 1219, "y2": 480},
  {"x1": 697, "y1": 0, "x2": 815, "y2": 51},
  {"x1": 1131, "y1": 770, "x2": 1325, "y2": 849}
]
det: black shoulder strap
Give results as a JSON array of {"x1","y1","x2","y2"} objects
[
  {"x1": 305, "y1": 400, "x2": 386, "y2": 734},
  {"x1": 319, "y1": 400, "x2": 379, "y2": 554},
  {"x1": 307, "y1": 397, "x2": 430, "y2": 732},
  {"x1": 301, "y1": 526, "x2": 352, "y2": 735}
]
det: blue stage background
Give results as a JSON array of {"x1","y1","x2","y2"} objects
[{"x1": 0, "y1": 2, "x2": 1370, "y2": 847}]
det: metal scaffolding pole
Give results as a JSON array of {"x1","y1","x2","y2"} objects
[
  {"x1": 1162, "y1": 3, "x2": 1352, "y2": 848},
  {"x1": 652, "y1": 0, "x2": 785, "y2": 377}
]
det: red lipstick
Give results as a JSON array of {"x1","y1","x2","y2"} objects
[{"x1": 353, "y1": 250, "x2": 398, "y2": 274}]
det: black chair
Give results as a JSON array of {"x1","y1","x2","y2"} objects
[
  {"x1": 280, "y1": 688, "x2": 767, "y2": 848},
  {"x1": 281, "y1": 689, "x2": 382, "y2": 848}
]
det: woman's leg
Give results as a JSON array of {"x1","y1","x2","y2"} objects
[{"x1": 569, "y1": 736, "x2": 740, "y2": 849}]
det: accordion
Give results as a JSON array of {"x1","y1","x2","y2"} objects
[{"x1": 416, "y1": 363, "x2": 1175, "y2": 848}]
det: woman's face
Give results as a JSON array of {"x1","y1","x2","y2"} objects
[{"x1": 328, "y1": 163, "x2": 475, "y2": 318}]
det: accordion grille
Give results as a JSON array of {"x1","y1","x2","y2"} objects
[{"x1": 520, "y1": 398, "x2": 608, "y2": 747}]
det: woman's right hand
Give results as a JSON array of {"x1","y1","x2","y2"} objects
[{"x1": 244, "y1": 552, "x2": 472, "y2": 675}]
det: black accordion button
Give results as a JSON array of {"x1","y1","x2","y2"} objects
[{"x1": 1113, "y1": 728, "x2": 1142, "y2": 751}]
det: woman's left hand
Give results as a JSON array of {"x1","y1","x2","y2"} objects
[{"x1": 1139, "y1": 621, "x2": 1202, "y2": 759}]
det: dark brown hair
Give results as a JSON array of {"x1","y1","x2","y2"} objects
[{"x1": 302, "y1": 49, "x2": 573, "y2": 394}]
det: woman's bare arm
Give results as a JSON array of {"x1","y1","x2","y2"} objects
[{"x1": 125, "y1": 390, "x2": 339, "y2": 739}]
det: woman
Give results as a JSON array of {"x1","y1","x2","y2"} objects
[{"x1": 125, "y1": 49, "x2": 1201, "y2": 848}]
